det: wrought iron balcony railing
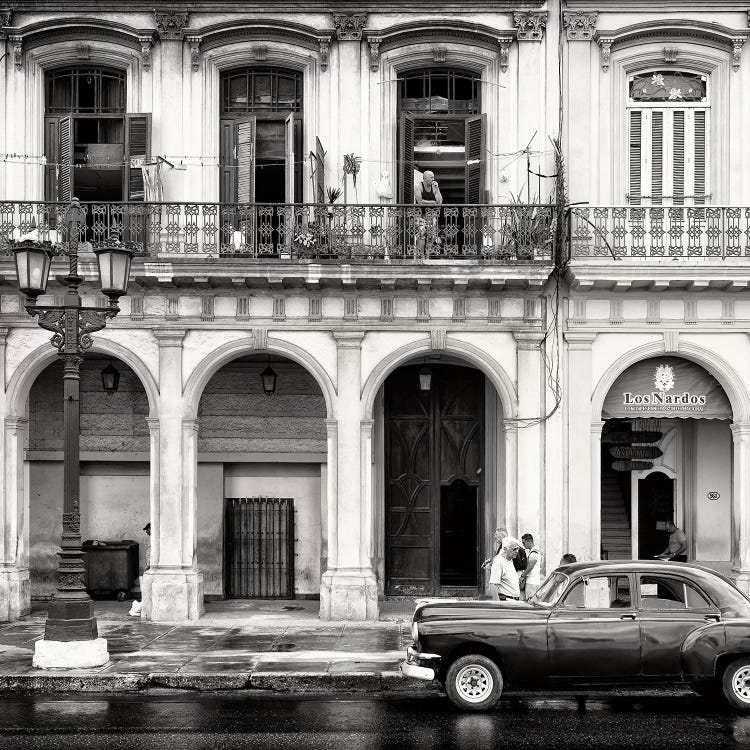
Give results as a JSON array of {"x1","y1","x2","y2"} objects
[
  {"x1": 0, "y1": 201, "x2": 556, "y2": 263},
  {"x1": 571, "y1": 206, "x2": 750, "y2": 260}
]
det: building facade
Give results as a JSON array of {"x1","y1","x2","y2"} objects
[{"x1": 1, "y1": 1, "x2": 750, "y2": 622}]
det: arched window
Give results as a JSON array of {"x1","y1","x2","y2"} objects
[
  {"x1": 626, "y1": 70, "x2": 709, "y2": 206},
  {"x1": 396, "y1": 68, "x2": 485, "y2": 204},
  {"x1": 219, "y1": 67, "x2": 303, "y2": 205},
  {"x1": 44, "y1": 66, "x2": 150, "y2": 203}
]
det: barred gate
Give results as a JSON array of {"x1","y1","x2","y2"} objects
[{"x1": 225, "y1": 497, "x2": 295, "y2": 599}]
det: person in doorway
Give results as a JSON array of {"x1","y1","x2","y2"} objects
[
  {"x1": 414, "y1": 170, "x2": 443, "y2": 206},
  {"x1": 481, "y1": 527, "x2": 507, "y2": 571},
  {"x1": 129, "y1": 522, "x2": 151, "y2": 617},
  {"x1": 656, "y1": 521, "x2": 688, "y2": 562},
  {"x1": 559, "y1": 553, "x2": 577, "y2": 566},
  {"x1": 413, "y1": 170, "x2": 443, "y2": 257},
  {"x1": 489, "y1": 536, "x2": 522, "y2": 601},
  {"x1": 519, "y1": 533, "x2": 542, "y2": 600}
]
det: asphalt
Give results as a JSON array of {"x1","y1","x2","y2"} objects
[{"x1": 0, "y1": 598, "x2": 429, "y2": 695}]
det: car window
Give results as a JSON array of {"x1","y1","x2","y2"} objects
[
  {"x1": 532, "y1": 573, "x2": 569, "y2": 606},
  {"x1": 561, "y1": 576, "x2": 631, "y2": 609},
  {"x1": 638, "y1": 576, "x2": 712, "y2": 610}
]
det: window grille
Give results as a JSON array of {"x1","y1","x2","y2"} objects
[{"x1": 46, "y1": 67, "x2": 126, "y2": 114}]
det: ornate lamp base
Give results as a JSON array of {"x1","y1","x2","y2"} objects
[{"x1": 32, "y1": 638, "x2": 109, "y2": 669}]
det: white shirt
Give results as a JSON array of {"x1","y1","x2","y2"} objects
[
  {"x1": 525, "y1": 547, "x2": 541, "y2": 585},
  {"x1": 490, "y1": 554, "x2": 520, "y2": 598}
]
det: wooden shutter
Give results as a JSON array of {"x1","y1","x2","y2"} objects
[
  {"x1": 124, "y1": 113, "x2": 151, "y2": 201},
  {"x1": 651, "y1": 110, "x2": 664, "y2": 205},
  {"x1": 628, "y1": 110, "x2": 642, "y2": 205},
  {"x1": 219, "y1": 118, "x2": 237, "y2": 204},
  {"x1": 44, "y1": 116, "x2": 60, "y2": 201},
  {"x1": 694, "y1": 110, "x2": 707, "y2": 204},
  {"x1": 464, "y1": 114, "x2": 486, "y2": 204},
  {"x1": 285, "y1": 112, "x2": 295, "y2": 203},
  {"x1": 315, "y1": 137, "x2": 326, "y2": 203},
  {"x1": 58, "y1": 115, "x2": 73, "y2": 204},
  {"x1": 236, "y1": 116, "x2": 256, "y2": 204},
  {"x1": 672, "y1": 110, "x2": 684, "y2": 205},
  {"x1": 400, "y1": 114, "x2": 415, "y2": 204}
]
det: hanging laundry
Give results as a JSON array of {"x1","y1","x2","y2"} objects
[{"x1": 141, "y1": 162, "x2": 164, "y2": 202}]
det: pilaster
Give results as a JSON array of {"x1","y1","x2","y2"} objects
[{"x1": 731, "y1": 422, "x2": 750, "y2": 595}]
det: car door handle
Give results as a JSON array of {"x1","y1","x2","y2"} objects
[
  {"x1": 704, "y1": 614, "x2": 721, "y2": 622},
  {"x1": 620, "y1": 613, "x2": 637, "y2": 620}
]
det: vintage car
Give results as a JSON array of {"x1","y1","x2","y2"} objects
[{"x1": 402, "y1": 560, "x2": 750, "y2": 711}]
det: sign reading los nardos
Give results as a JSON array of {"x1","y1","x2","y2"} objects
[{"x1": 623, "y1": 364, "x2": 706, "y2": 412}]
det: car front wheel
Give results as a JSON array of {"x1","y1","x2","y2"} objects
[
  {"x1": 722, "y1": 658, "x2": 750, "y2": 711},
  {"x1": 445, "y1": 654, "x2": 503, "y2": 712}
]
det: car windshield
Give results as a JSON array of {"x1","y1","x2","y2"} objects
[{"x1": 530, "y1": 572, "x2": 569, "y2": 607}]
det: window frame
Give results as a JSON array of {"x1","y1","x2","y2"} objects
[
  {"x1": 559, "y1": 574, "x2": 634, "y2": 611},
  {"x1": 635, "y1": 574, "x2": 717, "y2": 612},
  {"x1": 46, "y1": 66, "x2": 127, "y2": 116}
]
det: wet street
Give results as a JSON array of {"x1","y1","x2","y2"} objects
[{"x1": 1, "y1": 693, "x2": 750, "y2": 750}]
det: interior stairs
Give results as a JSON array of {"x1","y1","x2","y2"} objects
[{"x1": 600, "y1": 457, "x2": 632, "y2": 560}]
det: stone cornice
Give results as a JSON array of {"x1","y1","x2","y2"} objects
[
  {"x1": 4, "y1": 18, "x2": 150, "y2": 51},
  {"x1": 4, "y1": 1, "x2": 546, "y2": 10}
]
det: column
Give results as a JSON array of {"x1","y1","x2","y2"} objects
[
  {"x1": 513, "y1": 332, "x2": 545, "y2": 540},
  {"x1": 564, "y1": 331, "x2": 597, "y2": 560},
  {"x1": 590, "y1": 420, "x2": 605, "y2": 561},
  {"x1": 731, "y1": 422, "x2": 750, "y2": 595},
  {"x1": 143, "y1": 329, "x2": 203, "y2": 621},
  {"x1": 320, "y1": 332, "x2": 378, "y2": 620},
  {"x1": 0, "y1": 417, "x2": 30, "y2": 620}
]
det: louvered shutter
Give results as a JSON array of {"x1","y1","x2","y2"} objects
[
  {"x1": 285, "y1": 113, "x2": 295, "y2": 203},
  {"x1": 694, "y1": 110, "x2": 707, "y2": 204},
  {"x1": 464, "y1": 114, "x2": 486, "y2": 204},
  {"x1": 628, "y1": 110, "x2": 642, "y2": 206},
  {"x1": 219, "y1": 118, "x2": 236, "y2": 204},
  {"x1": 651, "y1": 110, "x2": 664, "y2": 205},
  {"x1": 400, "y1": 114, "x2": 415, "y2": 204},
  {"x1": 235, "y1": 116, "x2": 256, "y2": 204},
  {"x1": 315, "y1": 137, "x2": 326, "y2": 204},
  {"x1": 44, "y1": 116, "x2": 60, "y2": 201},
  {"x1": 124, "y1": 114, "x2": 151, "y2": 201},
  {"x1": 58, "y1": 115, "x2": 73, "y2": 203}
]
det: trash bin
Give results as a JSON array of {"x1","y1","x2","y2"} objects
[{"x1": 82, "y1": 540, "x2": 139, "y2": 599}]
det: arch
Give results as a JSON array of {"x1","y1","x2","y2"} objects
[
  {"x1": 183, "y1": 335, "x2": 336, "y2": 420},
  {"x1": 366, "y1": 20, "x2": 515, "y2": 54},
  {"x1": 361, "y1": 336, "x2": 518, "y2": 419},
  {"x1": 11, "y1": 18, "x2": 150, "y2": 52},
  {"x1": 591, "y1": 340, "x2": 750, "y2": 423},
  {"x1": 194, "y1": 19, "x2": 333, "y2": 54},
  {"x1": 596, "y1": 20, "x2": 747, "y2": 51},
  {"x1": 6, "y1": 338, "x2": 159, "y2": 420}
]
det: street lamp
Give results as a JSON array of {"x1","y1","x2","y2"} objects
[
  {"x1": 11, "y1": 205, "x2": 133, "y2": 669},
  {"x1": 101, "y1": 360, "x2": 120, "y2": 395},
  {"x1": 260, "y1": 359, "x2": 278, "y2": 396}
]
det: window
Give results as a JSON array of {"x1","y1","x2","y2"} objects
[
  {"x1": 638, "y1": 575, "x2": 712, "y2": 610},
  {"x1": 561, "y1": 576, "x2": 632, "y2": 609},
  {"x1": 44, "y1": 67, "x2": 151, "y2": 203},
  {"x1": 627, "y1": 70, "x2": 709, "y2": 206}
]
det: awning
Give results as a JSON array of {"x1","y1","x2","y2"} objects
[{"x1": 602, "y1": 356, "x2": 732, "y2": 420}]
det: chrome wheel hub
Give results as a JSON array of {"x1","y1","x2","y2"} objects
[
  {"x1": 455, "y1": 664, "x2": 493, "y2": 703},
  {"x1": 732, "y1": 667, "x2": 750, "y2": 703}
]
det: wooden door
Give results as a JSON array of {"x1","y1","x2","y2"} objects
[{"x1": 384, "y1": 364, "x2": 484, "y2": 596}]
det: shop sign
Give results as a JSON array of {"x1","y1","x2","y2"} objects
[{"x1": 623, "y1": 365, "x2": 707, "y2": 413}]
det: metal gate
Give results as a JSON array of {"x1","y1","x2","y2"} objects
[{"x1": 225, "y1": 497, "x2": 295, "y2": 599}]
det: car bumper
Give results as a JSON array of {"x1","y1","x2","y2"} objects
[{"x1": 400, "y1": 645, "x2": 441, "y2": 681}]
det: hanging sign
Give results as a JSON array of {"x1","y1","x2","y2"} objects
[{"x1": 603, "y1": 357, "x2": 732, "y2": 420}]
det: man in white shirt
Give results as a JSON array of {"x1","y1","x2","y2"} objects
[
  {"x1": 520, "y1": 533, "x2": 542, "y2": 600},
  {"x1": 489, "y1": 536, "x2": 521, "y2": 600}
]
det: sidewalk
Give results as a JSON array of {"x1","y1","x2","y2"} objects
[{"x1": 0, "y1": 599, "x2": 432, "y2": 695}]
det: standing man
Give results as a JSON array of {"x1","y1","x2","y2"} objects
[
  {"x1": 414, "y1": 170, "x2": 443, "y2": 206},
  {"x1": 656, "y1": 521, "x2": 688, "y2": 562},
  {"x1": 519, "y1": 533, "x2": 542, "y2": 600},
  {"x1": 490, "y1": 537, "x2": 522, "y2": 601}
]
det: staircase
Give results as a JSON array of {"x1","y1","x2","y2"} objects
[{"x1": 600, "y1": 451, "x2": 632, "y2": 560}]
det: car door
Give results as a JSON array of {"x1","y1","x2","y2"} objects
[
  {"x1": 547, "y1": 574, "x2": 641, "y2": 683},
  {"x1": 636, "y1": 573, "x2": 722, "y2": 677}
]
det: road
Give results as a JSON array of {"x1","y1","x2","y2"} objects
[{"x1": 0, "y1": 693, "x2": 748, "y2": 750}]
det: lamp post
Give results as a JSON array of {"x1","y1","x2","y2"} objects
[{"x1": 11, "y1": 210, "x2": 133, "y2": 669}]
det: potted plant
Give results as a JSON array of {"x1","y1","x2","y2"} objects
[{"x1": 506, "y1": 193, "x2": 554, "y2": 260}]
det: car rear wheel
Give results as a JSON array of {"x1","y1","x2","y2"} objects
[
  {"x1": 445, "y1": 654, "x2": 503, "y2": 712},
  {"x1": 721, "y1": 658, "x2": 750, "y2": 711}
]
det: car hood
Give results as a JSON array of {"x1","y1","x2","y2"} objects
[{"x1": 413, "y1": 598, "x2": 550, "y2": 623}]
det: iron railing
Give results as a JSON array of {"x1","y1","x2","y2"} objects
[
  {"x1": 571, "y1": 206, "x2": 750, "y2": 259},
  {"x1": 0, "y1": 201, "x2": 556, "y2": 262}
]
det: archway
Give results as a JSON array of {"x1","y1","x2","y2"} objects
[
  {"x1": 599, "y1": 355, "x2": 733, "y2": 572},
  {"x1": 195, "y1": 353, "x2": 328, "y2": 600}
]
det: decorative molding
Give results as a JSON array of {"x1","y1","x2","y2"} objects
[
  {"x1": 513, "y1": 11, "x2": 547, "y2": 42},
  {"x1": 416, "y1": 298, "x2": 430, "y2": 322},
  {"x1": 272, "y1": 296, "x2": 285, "y2": 321},
  {"x1": 154, "y1": 10, "x2": 189, "y2": 40},
  {"x1": 498, "y1": 36, "x2": 512, "y2": 73},
  {"x1": 452, "y1": 298, "x2": 466, "y2": 322},
  {"x1": 0, "y1": 9, "x2": 11, "y2": 28},
  {"x1": 187, "y1": 35, "x2": 201, "y2": 71},
  {"x1": 433, "y1": 45, "x2": 447, "y2": 63},
  {"x1": 344, "y1": 297, "x2": 358, "y2": 320},
  {"x1": 75, "y1": 43, "x2": 90, "y2": 60},
  {"x1": 253, "y1": 328, "x2": 268, "y2": 350},
  {"x1": 318, "y1": 37, "x2": 330, "y2": 71},
  {"x1": 9, "y1": 35, "x2": 22, "y2": 69},
  {"x1": 609, "y1": 299, "x2": 623, "y2": 325},
  {"x1": 523, "y1": 297, "x2": 537, "y2": 320},
  {"x1": 732, "y1": 36, "x2": 745, "y2": 71},
  {"x1": 333, "y1": 331, "x2": 365, "y2": 349},
  {"x1": 236, "y1": 297, "x2": 250, "y2": 320},
  {"x1": 430, "y1": 328, "x2": 447, "y2": 351},
  {"x1": 200, "y1": 296, "x2": 215, "y2": 322},
  {"x1": 254, "y1": 44, "x2": 268, "y2": 62},
  {"x1": 663, "y1": 46, "x2": 679, "y2": 63},
  {"x1": 380, "y1": 297, "x2": 393, "y2": 322},
  {"x1": 368, "y1": 36, "x2": 381, "y2": 72},
  {"x1": 138, "y1": 35, "x2": 153, "y2": 70},
  {"x1": 333, "y1": 13, "x2": 367, "y2": 41},
  {"x1": 663, "y1": 330, "x2": 679, "y2": 353},
  {"x1": 563, "y1": 11, "x2": 598, "y2": 41},
  {"x1": 722, "y1": 298, "x2": 736, "y2": 324},
  {"x1": 646, "y1": 299, "x2": 661, "y2": 324},
  {"x1": 153, "y1": 328, "x2": 186, "y2": 347},
  {"x1": 564, "y1": 330, "x2": 597, "y2": 350},
  {"x1": 684, "y1": 299, "x2": 698, "y2": 324},
  {"x1": 165, "y1": 297, "x2": 179, "y2": 319},
  {"x1": 488, "y1": 297, "x2": 502, "y2": 322},
  {"x1": 309, "y1": 296, "x2": 322, "y2": 321},
  {"x1": 571, "y1": 298, "x2": 587, "y2": 321},
  {"x1": 599, "y1": 36, "x2": 614, "y2": 71}
]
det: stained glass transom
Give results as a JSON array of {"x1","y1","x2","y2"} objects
[{"x1": 630, "y1": 72, "x2": 706, "y2": 103}]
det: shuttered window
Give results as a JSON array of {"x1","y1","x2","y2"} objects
[{"x1": 627, "y1": 71, "x2": 709, "y2": 206}]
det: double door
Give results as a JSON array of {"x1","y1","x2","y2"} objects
[{"x1": 384, "y1": 364, "x2": 484, "y2": 597}]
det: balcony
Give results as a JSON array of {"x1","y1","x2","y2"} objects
[{"x1": 568, "y1": 206, "x2": 750, "y2": 291}]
